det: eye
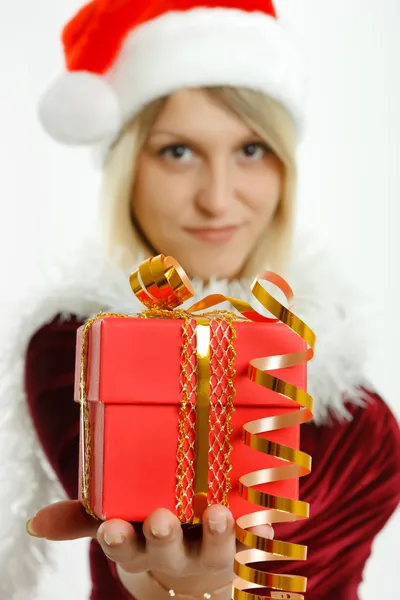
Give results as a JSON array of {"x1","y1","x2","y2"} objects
[
  {"x1": 239, "y1": 142, "x2": 270, "y2": 161},
  {"x1": 158, "y1": 144, "x2": 193, "y2": 162}
]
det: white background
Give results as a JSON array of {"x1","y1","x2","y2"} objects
[{"x1": 0, "y1": 0, "x2": 399, "y2": 598}]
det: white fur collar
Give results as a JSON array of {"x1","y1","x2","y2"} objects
[{"x1": 0, "y1": 234, "x2": 371, "y2": 599}]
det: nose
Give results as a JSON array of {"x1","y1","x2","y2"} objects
[{"x1": 195, "y1": 159, "x2": 234, "y2": 217}]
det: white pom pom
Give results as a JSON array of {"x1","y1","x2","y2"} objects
[{"x1": 38, "y1": 71, "x2": 122, "y2": 145}]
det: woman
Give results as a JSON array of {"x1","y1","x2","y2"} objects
[{"x1": 1, "y1": 1, "x2": 399, "y2": 599}]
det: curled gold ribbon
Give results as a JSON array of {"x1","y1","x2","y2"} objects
[
  {"x1": 129, "y1": 256, "x2": 315, "y2": 599},
  {"x1": 129, "y1": 254, "x2": 194, "y2": 309},
  {"x1": 79, "y1": 255, "x2": 314, "y2": 598}
]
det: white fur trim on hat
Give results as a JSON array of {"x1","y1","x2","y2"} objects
[{"x1": 39, "y1": 8, "x2": 307, "y2": 148}]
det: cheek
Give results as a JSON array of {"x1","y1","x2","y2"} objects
[
  {"x1": 246, "y1": 170, "x2": 282, "y2": 221},
  {"x1": 132, "y1": 162, "x2": 185, "y2": 232}
]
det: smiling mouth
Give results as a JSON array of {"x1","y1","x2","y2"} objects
[{"x1": 184, "y1": 225, "x2": 242, "y2": 243}]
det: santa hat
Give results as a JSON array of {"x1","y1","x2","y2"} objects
[{"x1": 38, "y1": 0, "x2": 306, "y2": 149}]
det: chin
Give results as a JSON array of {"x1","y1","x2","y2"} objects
[{"x1": 184, "y1": 255, "x2": 245, "y2": 281}]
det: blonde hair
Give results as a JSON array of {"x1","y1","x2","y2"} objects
[{"x1": 100, "y1": 87, "x2": 297, "y2": 277}]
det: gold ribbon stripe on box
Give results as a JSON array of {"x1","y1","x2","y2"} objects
[
  {"x1": 79, "y1": 255, "x2": 315, "y2": 599},
  {"x1": 176, "y1": 310, "x2": 239, "y2": 523}
]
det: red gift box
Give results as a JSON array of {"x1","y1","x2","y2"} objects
[{"x1": 74, "y1": 314, "x2": 307, "y2": 523}]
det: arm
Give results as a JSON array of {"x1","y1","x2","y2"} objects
[
  {"x1": 310, "y1": 393, "x2": 400, "y2": 596},
  {"x1": 259, "y1": 392, "x2": 400, "y2": 599},
  {"x1": 25, "y1": 316, "x2": 81, "y2": 497}
]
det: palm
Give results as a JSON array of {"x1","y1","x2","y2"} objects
[{"x1": 28, "y1": 500, "x2": 273, "y2": 596}]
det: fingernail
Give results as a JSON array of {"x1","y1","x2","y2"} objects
[
  {"x1": 269, "y1": 525, "x2": 275, "y2": 539},
  {"x1": 103, "y1": 530, "x2": 125, "y2": 546},
  {"x1": 26, "y1": 518, "x2": 43, "y2": 538},
  {"x1": 150, "y1": 523, "x2": 172, "y2": 539},
  {"x1": 209, "y1": 517, "x2": 227, "y2": 534},
  {"x1": 98, "y1": 523, "x2": 125, "y2": 547}
]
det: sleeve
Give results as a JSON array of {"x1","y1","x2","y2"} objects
[
  {"x1": 25, "y1": 316, "x2": 136, "y2": 600},
  {"x1": 311, "y1": 392, "x2": 400, "y2": 596},
  {"x1": 252, "y1": 392, "x2": 400, "y2": 599},
  {"x1": 25, "y1": 316, "x2": 82, "y2": 498}
]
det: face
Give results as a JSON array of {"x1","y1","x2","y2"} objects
[{"x1": 132, "y1": 89, "x2": 283, "y2": 280}]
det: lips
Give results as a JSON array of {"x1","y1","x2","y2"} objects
[{"x1": 184, "y1": 225, "x2": 241, "y2": 243}]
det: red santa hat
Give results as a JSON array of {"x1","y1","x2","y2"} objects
[{"x1": 38, "y1": 0, "x2": 306, "y2": 147}]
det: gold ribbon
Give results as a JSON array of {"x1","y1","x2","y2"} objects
[
  {"x1": 128, "y1": 256, "x2": 315, "y2": 598},
  {"x1": 193, "y1": 319, "x2": 211, "y2": 523},
  {"x1": 79, "y1": 255, "x2": 315, "y2": 598},
  {"x1": 129, "y1": 254, "x2": 194, "y2": 309}
]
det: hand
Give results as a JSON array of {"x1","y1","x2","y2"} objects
[{"x1": 27, "y1": 500, "x2": 274, "y2": 598}]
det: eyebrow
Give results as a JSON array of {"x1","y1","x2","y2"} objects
[
  {"x1": 148, "y1": 129, "x2": 264, "y2": 143},
  {"x1": 147, "y1": 130, "x2": 197, "y2": 142}
]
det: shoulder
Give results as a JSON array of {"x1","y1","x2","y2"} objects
[
  {"x1": 348, "y1": 390, "x2": 399, "y2": 428},
  {"x1": 28, "y1": 314, "x2": 83, "y2": 347},
  {"x1": 320, "y1": 391, "x2": 400, "y2": 453},
  {"x1": 301, "y1": 391, "x2": 400, "y2": 530},
  {"x1": 25, "y1": 315, "x2": 84, "y2": 379},
  {"x1": 286, "y1": 237, "x2": 372, "y2": 424},
  {"x1": 342, "y1": 391, "x2": 400, "y2": 450},
  {"x1": 312, "y1": 391, "x2": 400, "y2": 491},
  {"x1": 350, "y1": 392, "x2": 400, "y2": 481}
]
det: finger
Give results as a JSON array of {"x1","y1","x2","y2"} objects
[
  {"x1": 97, "y1": 520, "x2": 147, "y2": 573},
  {"x1": 200, "y1": 505, "x2": 236, "y2": 572},
  {"x1": 237, "y1": 523, "x2": 275, "y2": 552},
  {"x1": 142, "y1": 508, "x2": 189, "y2": 575},
  {"x1": 248, "y1": 524, "x2": 274, "y2": 540},
  {"x1": 26, "y1": 500, "x2": 99, "y2": 541}
]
